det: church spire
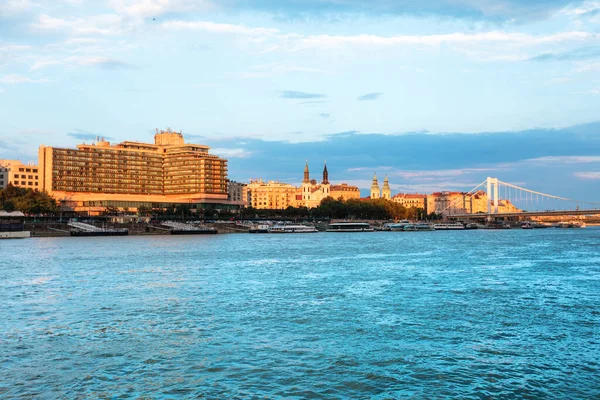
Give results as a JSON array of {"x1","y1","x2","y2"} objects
[
  {"x1": 370, "y1": 172, "x2": 381, "y2": 199},
  {"x1": 382, "y1": 174, "x2": 391, "y2": 199},
  {"x1": 303, "y1": 159, "x2": 310, "y2": 183},
  {"x1": 322, "y1": 161, "x2": 329, "y2": 184}
]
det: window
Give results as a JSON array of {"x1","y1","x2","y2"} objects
[
  {"x1": 28, "y1": 175, "x2": 33, "y2": 179},
  {"x1": 19, "y1": 168, "x2": 24, "y2": 172},
  {"x1": 14, "y1": 174, "x2": 19, "y2": 178},
  {"x1": 21, "y1": 181, "x2": 26, "y2": 185}
]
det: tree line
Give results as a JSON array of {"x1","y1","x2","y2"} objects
[
  {"x1": 241, "y1": 197, "x2": 431, "y2": 221},
  {"x1": 0, "y1": 184, "x2": 58, "y2": 215}
]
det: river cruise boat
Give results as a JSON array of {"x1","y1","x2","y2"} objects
[
  {"x1": 383, "y1": 220, "x2": 411, "y2": 231},
  {"x1": 326, "y1": 222, "x2": 374, "y2": 232},
  {"x1": 268, "y1": 224, "x2": 318, "y2": 233},
  {"x1": 0, "y1": 211, "x2": 31, "y2": 239},
  {"x1": 249, "y1": 224, "x2": 270, "y2": 233},
  {"x1": 433, "y1": 222, "x2": 466, "y2": 230},
  {"x1": 554, "y1": 221, "x2": 585, "y2": 228},
  {"x1": 404, "y1": 222, "x2": 434, "y2": 231},
  {"x1": 0, "y1": 221, "x2": 30, "y2": 239}
]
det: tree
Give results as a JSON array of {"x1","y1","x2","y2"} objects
[{"x1": 0, "y1": 184, "x2": 58, "y2": 215}]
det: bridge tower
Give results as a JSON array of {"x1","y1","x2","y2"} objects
[{"x1": 486, "y1": 177, "x2": 499, "y2": 214}]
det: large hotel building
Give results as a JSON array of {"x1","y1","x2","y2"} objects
[{"x1": 38, "y1": 129, "x2": 236, "y2": 214}]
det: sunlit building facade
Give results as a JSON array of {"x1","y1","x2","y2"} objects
[
  {"x1": 246, "y1": 179, "x2": 297, "y2": 209},
  {"x1": 0, "y1": 160, "x2": 39, "y2": 190},
  {"x1": 294, "y1": 161, "x2": 360, "y2": 208},
  {"x1": 38, "y1": 129, "x2": 232, "y2": 214},
  {"x1": 392, "y1": 193, "x2": 427, "y2": 210}
]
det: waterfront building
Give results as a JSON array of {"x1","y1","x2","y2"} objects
[
  {"x1": 38, "y1": 129, "x2": 233, "y2": 214},
  {"x1": 381, "y1": 175, "x2": 391, "y2": 199},
  {"x1": 0, "y1": 160, "x2": 39, "y2": 190},
  {"x1": 246, "y1": 179, "x2": 297, "y2": 209},
  {"x1": 227, "y1": 180, "x2": 247, "y2": 207},
  {"x1": 392, "y1": 193, "x2": 427, "y2": 210},
  {"x1": 294, "y1": 161, "x2": 360, "y2": 208},
  {"x1": 370, "y1": 173, "x2": 380, "y2": 199},
  {"x1": 0, "y1": 167, "x2": 6, "y2": 189},
  {"x1": 426, "y1": 190, "x2": 521, "y2": 215}
]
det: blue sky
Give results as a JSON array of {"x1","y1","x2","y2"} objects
[{"x1": 1, "y1": 0, "x2": 599, "y2": 201}]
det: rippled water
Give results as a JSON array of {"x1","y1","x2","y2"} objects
[{"x1": 1, "y1": 229, "x2": 600, "y2": 398}]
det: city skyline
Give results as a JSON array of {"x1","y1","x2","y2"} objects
[{"x1": 1, "y1": 0, "x2": 600, "y2": 199}]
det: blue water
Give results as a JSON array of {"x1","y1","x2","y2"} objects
[{"x1": 1, "y1": 229, "x2": 600, "y2": 398}]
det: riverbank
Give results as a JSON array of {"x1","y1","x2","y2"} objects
[{"x1": 24, "y1": 222, "x2": 250, "y2": 237}]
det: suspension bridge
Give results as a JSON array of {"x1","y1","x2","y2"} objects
[{"x1": 441, "y1": 177, "x2": 600, "y2": 220}]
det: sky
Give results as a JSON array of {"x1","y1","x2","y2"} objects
[{"x1": 0, "y1": 0, "x2": 599, "y2": 201}]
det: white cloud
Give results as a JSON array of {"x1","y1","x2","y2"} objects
[
  {"x1": 108, "y1": 0, "x2": 212, "y2": 18},
  {"x1": 0, "y1": 74, "x2": 52, "y2": 84},
  {"x1": 0, "y1": 0, "x2": 34, "y2": 15},
  {"x1": 32, "y1": 14, "x2": 129, "y2": 36},
  {"x1": 31, "y1": 60, "x2": 62, "y2": 70},
  {"x1": 574, "y1": 171, "x2": 600, "y2": 179},
  {"x1": 230, "y1": 63, "x2": 325, "y2": 79},
  {"x1": 195, "y1": 83, "x2": 223, "y2": 88},
  {"x1": 161, "y1": 20, "x2": 279, "y2": 36},
  {"x1": 525, "y1": 156, "x2": 600, "y2": 164},
  {"x1": 211, "y1": 148, "x2": 252, "y2": 158}
]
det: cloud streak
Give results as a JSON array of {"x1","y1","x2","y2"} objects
[
  {"x1": 357, "y1": 92, "x2": 383, "y2": 101},
  {"x1": 0, "y1": 74, "x2": 51, "y2": 84},
  {"x1": 280, "y1": 90, "x2": 325, "y2": 99},
  {"x1": 574, "y1": 171, "x2": 600, "y2": 179}
]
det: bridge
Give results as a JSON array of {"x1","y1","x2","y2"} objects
[{"x1": 440, "y1": 177, "x2": 600, "y2": 220}]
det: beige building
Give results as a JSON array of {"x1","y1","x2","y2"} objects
[
  {"x1": 38, "y1": 129, "x2": 232, "y2": 214},
  {"x1": 392, "y1": 193, "x2": 427, "y2": 210},
  {"x1": 227, "y1": 180, "x2": 247, "y2": 206},
  {"x1": 246, "y1": 179, "x2": 296, "y2": 209},
  {"x1": 0, "y1": 160, "x2": 39, "y2": 190},
  {"x1": 246, "y1": 161, "x2": 360, "y2": 210},
  {"x1": 294, "y1": 161, "x2": 360, "y2": 208},
  {"x1": 427, "y1": 190, "x2": 521, "y2": 216}
]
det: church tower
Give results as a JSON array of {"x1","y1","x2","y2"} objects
[
  {"x1": 370, "y1": 173, "x2": 380, "y2": 199},
  {"x1": 321, "y1": 161, "x2": 330, "y2": 197},
  {"x1": 302, "y1": 160, "x2": 312, "y2": 201},
  {"x1": 382, "y1": 175, "x2": 391, "y2": 199}
]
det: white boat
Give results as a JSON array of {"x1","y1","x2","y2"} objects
[
  {"x1": 326, "y1": 222, "x2": 374, "y2": 232},
  {"x1": 554, "y1": 221, "x2": 585, "y2": 228},
  {"x1": 268, "y1": 224, "x2": 318, "y2": 233},
  {"x1": 249, "y1": 224, "x2": 270, "y2": 233},
  {"x1": 432, "y1": 222, "x2": 466, "y2": 230},
  {"x1": 0, "y1": 220, "x2": 30, "y2": 239},
  {"x1": 1, "y1": 231, "x2": 30, "y2": 239},
  {"x1": 383, "y1": 220, "x2": 411, "y2": 231},
  {"x1": 404, "y1": 222, "x2": 434, "y2": 231}
]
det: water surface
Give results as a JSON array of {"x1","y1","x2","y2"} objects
[{"x1": 1, "y1": 229, "x2": 599, "y2": 398}]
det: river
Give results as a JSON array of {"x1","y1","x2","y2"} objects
[{"x1": 1, "y1": 229, "x2": 599, "y2": 398}]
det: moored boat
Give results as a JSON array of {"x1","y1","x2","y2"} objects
[
  {"x1": 383, "y1": 220, "x2": 411, "y2": 231},
  {"x1": 326, "y1": 222, "x2": 374, "y2": 232},
  {"x1": 432, "y1": 222, "x2": 465, "y2": 230},
  {"x1": 404, "y1": 222, "x2": 434, "y2": 231},
  {"x1": 249, "y1": 224, "x2": 270, "y2": 233},
  {"x1": 0, "y1": 212, "x2": 31, "y2": 239},
  {"x1": 268, "y1": 224, "x2": 318, "y2": 233}
]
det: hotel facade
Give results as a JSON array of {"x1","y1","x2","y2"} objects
[
  {"x1": 0, "y1": 160, "x2": 40, "y2": 190},
  {"x1": 38, "y1": 129, "x2": 237, "y2": 214}
]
